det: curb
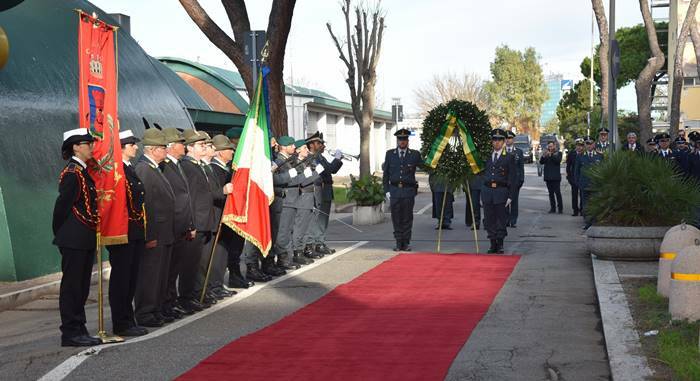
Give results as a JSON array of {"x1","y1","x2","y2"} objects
[
  {"x1": 591, "y1": 255, "x2": 653, "y2": 380},
  {"x1": 0, "y1": 267, "x2": 111, "y2": 313}
]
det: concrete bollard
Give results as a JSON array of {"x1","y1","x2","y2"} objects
[
  {"x1": 657, "y1": 224, "x2": 700, "y2": 297},
  {"x1": 669, "y1": 240, "x2": 700, "y2": 321}
]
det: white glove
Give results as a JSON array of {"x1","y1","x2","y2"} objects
[
  {"x1": 303, "y1": 167, "x2": 312, "y2": 178},
  {"x1": 271, "y1": 163, "x2": 278, "y2": 172},
  {"x1": 334, "y1": 149, "x2": 343, "y2": 160},
  {"x1": 288, "y1": 168, "x2": 298, "y2": 178},
  {"x1": 316, "y1": 165, "x2": 325, "y2": 175},
  {"x1": 385, "y1": 192, "x2": 390, "y2": 200},
  {"x1": 505, "y1": 198, "x2": 512, "y2": 208}
]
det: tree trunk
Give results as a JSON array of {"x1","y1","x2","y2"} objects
[
  {"x1": 670, "y1": 0, "x2": 700, "y2": 135},
  {"x1": 636, "y1": 0, "x2": 666, "y2": 145},
  {"x1": 591, "y1": 0, "x2": 610, "y2": 126},
  {"x1": 690, "y1": 20, "x2": 700, "y2": 91},
  {"x1": 360, "y1": 81, "x2": 376, "y2": 177}
]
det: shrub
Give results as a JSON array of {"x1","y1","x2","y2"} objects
[
  {"x1": 585, "y1": 151, "x2": 700, "y2": 226},
  {"x1": 346, "y1": 175, "x2": 385, "y2": 206}
]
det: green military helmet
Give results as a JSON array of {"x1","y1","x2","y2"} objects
[
  {"x1": 141, "y1": 128, "x2": 167, "y2": 146},
  {"x1": 212, "y1": 134, "x2": 235, "y2": 151},
  {"x1": 162, "y1": 127, "x2": 185, "y2": 144},
  {"x1": 277, "y1": 135, "x2": 295, "y2": 146},
  {"x1": 182, "y1": 129, "x2": 206, "y2": 145}
]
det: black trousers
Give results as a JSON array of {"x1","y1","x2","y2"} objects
[
  {"x1": 581, "y1": 190, "x2": 593, "y2": 224},
  {"x1": 165, "y1": 236, "x2": 187, "y2": 311},
  {"x1": 390, "y1": 196, "x2": 415, "y2": 243},
  {"x1": 570, "y1": 183, "x2": 582, "y2": 213},
  {"x1": 58, "y1": 247, "x2": 94, "y2": 339},
  {"x1": 506, "y1": 187, "x2": 521, "y2": 225},
  {"x1": 107, "y1": 240, "x2": 144, "y2": 331},
  {"x1": 545, "y1": 180, "x2": 563, "y2": 211},
  {"x1": 431, "y1": 191, "x2": 454, "y2": 224},
  {"x1": 226, "y1": 232, "x2": 245, "y2": 281},
  {"x1": 465, "y1": 188, "x2": 482, "y2": 226},
  {"x1": 178, "y1": 233, "x2": 206, "y2": 302},
  {"x1": 194, "y1": 232, "x2": 215, "y2": 298},
  {"x1": 134, "y1": 243, "x2": 172, "y2": 321},
  {"x1": 484, "y1": 201, "x2": 508, "y2": 240}
]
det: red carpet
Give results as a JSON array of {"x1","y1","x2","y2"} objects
[{"x1": 178, "y1": 253, "x2": 520, "y2": 381}]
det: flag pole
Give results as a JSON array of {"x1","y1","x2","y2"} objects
[
  {"x1": 465, "y1": 181, "x2": 480, "y2": 253},
  {"x1": 199, "y1": 210, "x2": 225, "y2": 304},
  {"x1": 95, "y1": 230, "x2": 123, "y2": 344}
]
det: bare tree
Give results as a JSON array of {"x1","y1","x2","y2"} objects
[
  {"x1": 670, "y1": 0, "x2": 700, "y2": 135},
  {"x1": 179, "y1": 0, "x2": 296, "y2": 136},
  {"x1": 414, "y1": 72, "x2": 489, "y2": 116},
  {"x1": 635, "y1": 0, "x2": 666, "y2": 145},
  {"x1": 327, "y1": 0, "x2": 385, "y2": 177},
  {"x1": 591, "y1": 0, "x2": 610, "y2": 125}
]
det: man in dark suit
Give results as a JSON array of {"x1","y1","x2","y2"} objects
[
  {"x1": 53, "y1": 128, "x2": 100, "y2": 347},
  {"x1": 106, "y1": 130, "x2": 148, "y2": 337},
  {"x1": 134, "y1": 129, "x2": 175, "y2": 327},
  {"x1": 540, "y1": 141, "x2": 563, "y2": 214},
  {"x1": 481, "y1": 129, "x2": 518, "y2": 254},
  {"x1": 566, "y1": 138, "x2": 584, "y2": 216},
  {"x1": 382, "y1": 128, "x2": 422, "y2": 251},
  {"x1": 504, "y1": 131, "x2": 525, "y2": 227},
  {"x1": 575, "y1": 136, "x2": 604, "y2": 229},
  {"x1": 161, "y1": 127, "x2": 199, "y2": 316},
  {"x1": 306, "y1": 133, "x2": 343, "y2": 256},
  {"x1": 672, "y1": 137, "x2": 691, "y2": 174},
  {"x1": 622, "y1": 132, "x2": 643, "y2": 153}
]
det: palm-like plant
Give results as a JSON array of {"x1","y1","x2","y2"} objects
[{"x1": 585, "y1": 151, "x2": 700, "y2": 226}]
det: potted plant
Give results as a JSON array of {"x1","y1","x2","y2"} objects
[
  {"x1": 584, "y1": 151, "x2": 700, "y2": 260},
  {"x1": 347, "y1": 174, "x2": 385, "y2": 225}
]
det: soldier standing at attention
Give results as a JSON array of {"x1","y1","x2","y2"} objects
[
  {"x1": 53, "y1": 128, "x2": 100, "y2": 347},
  {"x1": 106, "y1": 130, "x2": 148, "y2": 337},
  {"x1": 504, "y1": 131, "x2": 525, "y2": 228},
  {"x1": 134, "y1": 129, "x2": 175, "y2": 327},
  {"x1": 383, "y1": 128, "x2": 421, "y2": 251},
  {"x1": 646, "y1": 137, "x2": 659, "y2": 154},
  {"x1": 481, "y1": 129, "x2": 517, "y2": 254},
  {"x1": 596, "y1": 127, "x2": 610, "y2": 153},
  {"x1": 566, "y1": 138, "x2": 584, "y2": 216},
  {"x1": 574, "y1": 136, "x2": 604, "y2": 230},
  {"x1": 673, "y1": 137, "x2": 691, "y2": 175}
]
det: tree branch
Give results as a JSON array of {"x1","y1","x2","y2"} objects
[
  {"x1": 220, "y1": 0, "x2": 250, "y2": 44},
  {"x1": 690, "y1": 19, "x2": 700, "y2": 79}
]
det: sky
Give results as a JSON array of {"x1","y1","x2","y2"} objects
[{"x1": 91, "y1": 0, "x2": 652, "y2": 114}]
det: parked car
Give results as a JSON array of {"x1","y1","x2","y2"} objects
[{"x1": 514, "y1": 134, "x2": 533, "y2": 163}]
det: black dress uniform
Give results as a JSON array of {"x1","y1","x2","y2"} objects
[
  {"x1": 133, "y1": 130, "x2": 176, "y2": 327},
  {"x1": 481, "y1": 129, "x2": 518, "y2": 254},
  {"x1": 382, "y1": 129, "x2": 422, "y2": 251},
  {"x1": 540, "y1": 149, "x2": 563, "y2": 213},
  {"x1": 574, "y1": 138, "x2": 604, "y2": 228},
  {"x1": 106, "y1": 130, "x2": 147, "y2": 336},
  {"x1": 505, "y1": 131, "x2": 525, "y2": 227},
  {"x1": 672, "y1": 137, "x2": 691, "y2": 174},
  {"x1": 53, "y1": 129, "x2": 100, "y2": 346},
  {"x1": 566, "y1": 141, "x2": 584, "y2": 216}
]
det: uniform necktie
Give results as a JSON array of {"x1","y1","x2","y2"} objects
[
  {"x1": 492, "y1": 152, "x2": 498, "y2": 162},
  {"x1": 400, "y1": 151, "x2": 405, "y2": 159}
]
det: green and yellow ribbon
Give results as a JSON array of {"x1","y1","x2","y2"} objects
[{"x1": 424, "y1": 111, "x2": 484, "y2": 175}]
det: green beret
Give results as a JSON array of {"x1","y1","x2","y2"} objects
[
  {"x1": 225, "y1": 127, "x2": 242, "y2": 139},
  {"x1": 277, "y1": 136, "x2": 295, "y2": 146},
  {"x1": 294, "y1": 139, "x2": 307, "y2": 148}
]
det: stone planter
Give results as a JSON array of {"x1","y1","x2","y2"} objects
[
  {"x1": 586, "y1": 226, "x2": 669, "y2": 261},
  {"x1": 352, "y1": 204, "x2": 384, "y2": 226}
]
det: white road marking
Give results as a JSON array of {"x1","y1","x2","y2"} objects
[
  {"x1": 38, "y1": 241, "x2": 369, "y2": 381},
  {"x1": 415, "y1": 203, "x2": 432, "y2": 215}
]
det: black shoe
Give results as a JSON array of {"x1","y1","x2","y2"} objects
[
  {"x1": 155, "y1": 312, "x2": 174, "y2": 323},
  {"x1": 510, "y1": 224, "x2": 517, "y2": 228},
  {"x1": 558, "y1": 209, "x2": 563, "y2": 214},
  {"x1": 61, "y1": 334, "x2": 101, "y2": 347},
  {"x1": 204, "y1": 292, "x2": 219, "y2": 304},
  {"x1": 262, "y1": 264, "x2": 285, "y2": 277},
  {"x1": 442, "y1": 224, "x2": 452, "y2": 230},
  {"x1": 115, "y1": 326, "x2": 149, "y2": 337},
  {"x1": 497, "y1": 239, "x2": 505, "y2": 254},
  {"x1": 548, "y1": 209, "x2": 556, "y2": 214},
  {"x1": 215, "y1": 288, "x2": 236, "y2": 298},
  {"x1": 572, "y1": 211, "x2": 579, "y2": 217},
  {"x1": 293, "y1": 250, "x2": 314, "y2": 264},
  {"x1": 277, "y1": 261, "x2": 300, "y2": 270},
  {"x1": 475, "y1": 224, "x2": 480, "y2": 230},
  {"x1": 403, "y1": 245, "x2": 412, "y2": 251},
  {"x1": 137, "y1": 316, "x2": 164, "y2": 328},
  {"x1": 487, "y1": 239, "x2": 497, "y2": 254},
  {"x1": 179, "y1": 299, "x2": 203, "y2": 313},
  {"x1": 162, "y1": 308, "x2": 183, "y2": 320},
  {"x1": 304, "y1": 245, "x2": 323, "y2": 259},
  {"x1": 246, "y1": 264, "x2": 273, "y2": 282},
  {"x1": 228, "y1": 275, "x2": 253, "y2": 289},
  {"x1": 315, "y1": 243, "x2": 333, "y2": 255},
  {"x1": 173, "y1": 304, "x2": 192, "y2": 316}
]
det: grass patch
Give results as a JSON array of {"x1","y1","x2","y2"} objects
[
  {"x1": 635, "y1": 282, "x2": 700, "y2": 380},
  {"x1": 333, "y1": 186, "x2": 349, "y2": 205}
]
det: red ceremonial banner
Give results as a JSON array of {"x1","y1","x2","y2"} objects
[{"x1": 77, "y1": 11, "x2": 127, "y2": 245}]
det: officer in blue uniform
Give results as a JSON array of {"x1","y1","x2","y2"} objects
[
  {"x1": 672, "y1": 136, "x2": 691, "y2": 174},
  {"x1": 383, "y1": 128, "x2": 422, "y2": 251},
  {"x1": 481, "y1": 128, "x2": 518, "y2": 254},
  {"x1": 574, "y1": 136, "x2": 604, "y2": 229},
  {"x1": 53, "y1": 128, "x2": 100, "y2": 347}
]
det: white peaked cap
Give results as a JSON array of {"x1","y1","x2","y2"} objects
[
  {"x1": 63, "y1": 128, "x2": 90, "y2": 142},
  {"x1": 119, "y1": 130, "x2": 135, "y2": 139}
]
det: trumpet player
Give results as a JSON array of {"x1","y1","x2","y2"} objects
[{"x1": 305, "y1": 132, "x2": 343, "y2": 256}]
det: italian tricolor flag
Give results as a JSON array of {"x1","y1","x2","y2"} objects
[{"x1": 222, "y1": 72, "x2": 274, "y2": 256}]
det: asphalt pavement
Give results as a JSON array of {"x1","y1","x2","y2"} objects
[{"x1": 0, "y1": 164, "x2": 610, "y2": 380}]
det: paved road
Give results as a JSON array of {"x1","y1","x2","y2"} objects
[{"x1": 0, "y1": 165, "x2": 609, "y2": 380}]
